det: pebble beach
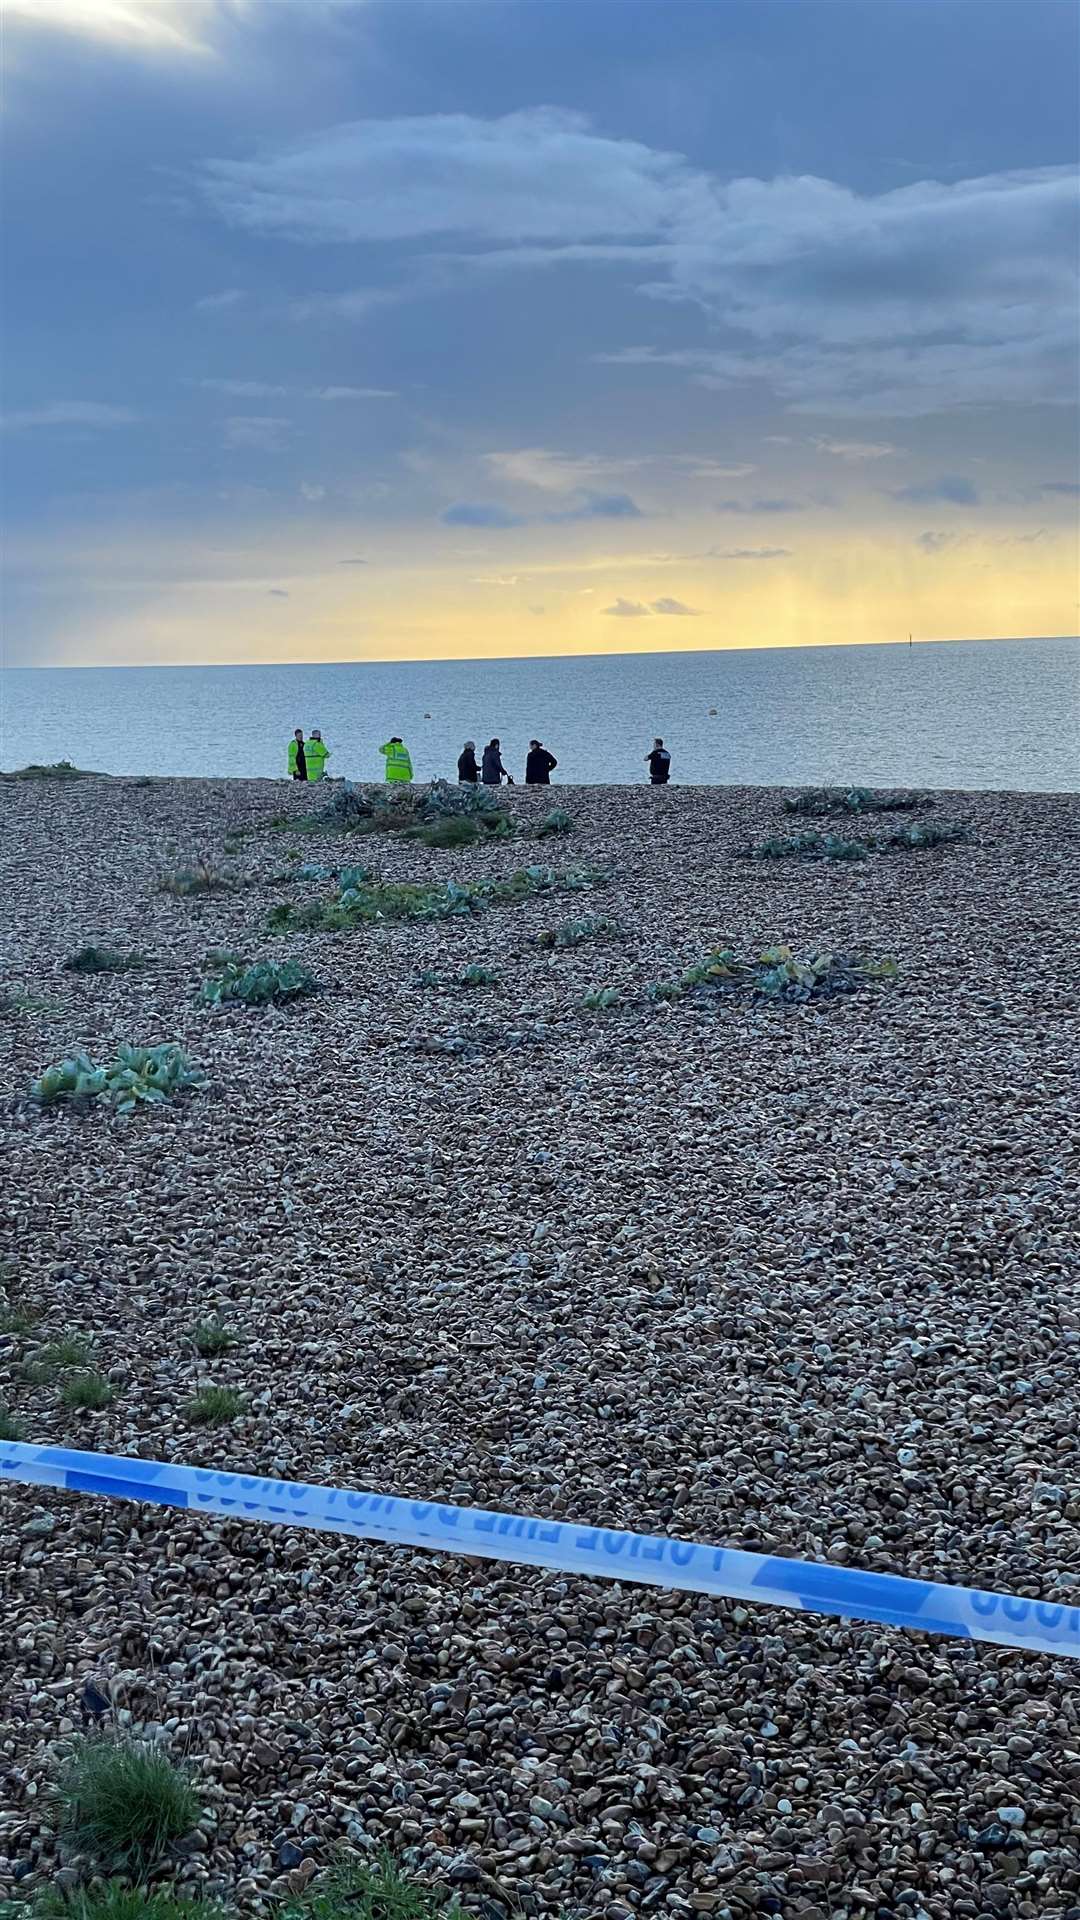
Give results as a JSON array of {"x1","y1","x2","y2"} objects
[{"x1": 1, "y1": 773, "x2": 1078, "y2": 1920}]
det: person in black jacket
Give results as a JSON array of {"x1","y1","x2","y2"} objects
[
  {"x1": 525, "y1": 740, "x2": 557, "y2": 785},
  {"x1": 482, "y1": 738, "x2": 513, "y2": 785},
  {"x1": 457, "y1": 740, "x2": 479, "y2": 784},
  {"x1": 646, "y1": 738, "x2": 671, "y2": 784}
]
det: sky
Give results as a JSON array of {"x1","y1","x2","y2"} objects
[{"x1": 2, "y1": 0, "x2": 1078, "y2": 668}]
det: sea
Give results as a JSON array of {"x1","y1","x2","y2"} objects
[{"x1": 2, "y1": 637, "x2": 1077, "y2": 791}]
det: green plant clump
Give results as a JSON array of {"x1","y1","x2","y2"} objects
[
  {"x1": 33, "y1": 1335, "x2": 94, "y2": 1373},
  {"x1": 1, "y1": 987, "x2": 58, "y2": 1018},
  {"x1": 419, "y1": 963, "x2": 498, "y2": 989},
  {"x1": 783, "y1": 786, "x2": 930, "y2": 818},
  {"x1": 281, "y1": 1855, "x2": 442, "y2": 1920},
  {"x1": 883, "y1": 820, "x2": 966, "y2": 850},
  {"x1": 0, "y1": 1405, "x2": 24, "y2": 1441},
  {"x1": 1, "y1": 761, "x2": 96, "y2": 781},
  {"x1": 33, "y1": 1044, "x2": 205, "y2": 1114},
  {"x1": 63, "y1": 947, "x2": 150, "y2": 974},
  {"x1": 581, "y1": 986, "x2": 622, "y2": 1011},
  {"x1": 270, "y1": 864, "x2": 607, "y2": 933},
  {"x1": 748, "y1": 832, "x2": 869, "y2": 862},
  {"x1": 61, "y1": 1372, "x2": 116, "y2": 1412},
  {"x1": 160, "y1": 863, "x2": 231, "y2": 897},
  {"x1": 185, "y1": 1386, "x2": 245, "y2": 1427},
  {"x1": 201, "y1": 957, "x2": 320, "y2": 1007},
  {"x1": 191, "y1": 1318, "x2": 239, "y2": 1357},
  {"x1": 535, "y1": 913, "x2": 625, "y2": 950},
  {"x1": 536, "y1": 807, "x2": 574, "y2": 837},
  {"x1": 28, "y1": 1885, "x2": 227, "y2": 1920},
  {"x1": 647, "y1": 945, "x2": 896, "y2": 1005},
  {"x1": 54, "y1": 1736, "x2": 202, "y2": 1870}
]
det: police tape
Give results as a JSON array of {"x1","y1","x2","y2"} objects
[{"x1": 2, "y1": 1441, "x2": 1077, "y2": 1660}]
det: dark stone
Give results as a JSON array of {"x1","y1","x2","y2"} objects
[{"x1": 277, "y1": 1842, "x2": 306, "y2": 1870}]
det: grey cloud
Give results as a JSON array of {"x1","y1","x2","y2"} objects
[
  {"x1": 715, "y1": 498, "x2": 803, "y2": 514},
  {"x1": 544, "y1": 491, "x2": 644, "y2": 523},
  {"x1": 603, "y1": 597, "x2": 651, "y2": 616},
  {"x1": 915, "y1": 530, "x2": 963, "y2": 553},
  {"x1": 3, "y1": 401, "x2": 139, "y2": 431},
  {"x1": 1040, "y1": 480, "x2": 1080, "y2": 495},
  {"x1": 337, "y1": 556, "x2": 368, "y2": 565},
  {"x1": 708, "y1": 546, "x2": 792, "y2": 560},
  {"x1": 651, "y1": 597, "x2": 698, "y2": 615},
  {"x1": 224, "y1": 416, "x2": 291, "y2": 452},
  {"x1": 602, "y1": 596, "x2": 699, "y2": 616},
  {"x1": 890, "y1": 476, "x2": 979, "y2": 505},
  {"x1": 441, "y1": 502, "x2": 526, "y2": 528},
  {"x1": 268, "y1": 588, "x2": 290, "y2": 597}
]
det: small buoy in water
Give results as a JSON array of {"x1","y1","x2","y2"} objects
[
  {"x1": 423, "y1": 712, "x2": 432, "y2": 718},
  {"x1": 708, "y1": 707, "x2": 717, "y2": 716}
]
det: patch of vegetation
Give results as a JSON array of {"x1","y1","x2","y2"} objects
[
  {"x1": 269, "y1": 864, "x2": 608, "y2": 933},
  {"x1": 53, "y1": 1736, "x2": 202, "y2": 1870},
  {"x1": 535, "y1": 913, "x2": 625, "y2": 950},
  {"x1": 32, "y1": 1044, "x2": 206, "y2": 1114},
  {"x1": 882, "y1": 820, "x2": 967, "y2": 850},
  {"x1": 0, "y1": 1406, "x2": 25, "y2": 1441},
  {"x1": 61, "y1": 1372, "x2": 116, "y2": 1412},
  {"x1": 647, "y1": 945, "x2": 897, "y2": 1006},
  {"x1": 783, "y1": 787, "x2": 931, "y2": 818},
  {"x1": 159, "y1": 863, "x2": 231, "y2": 897},
  {"x1": 190, "y1": 1318, "x2": 239, "y2": 1357},
  {"x1": 29, "y1": 1885, "x2": 227, "y2": 1920},
  {"x1": 63, "y1": 947, "x2": 150, "y2": 974},
  {"x1": 409, "y1": 815, "x2": 483, "y2": 849},
  {"x1": 746, "y1": 832, "x2": 870, "y2": 861},
  {"x1": 201, "y1": 957, "x2": 321, "y2": 1007},
  {"x1": 36, "y1": 1335, "x2": 94, "y2": 1372},
  {"x1": 536, "y1": 807, "x2": 574, "y2": 837},
  {"x1": 184, "y1": 1386, "x2": 245, "y2": 1427},
  {"x1": 0, "y1": 1301, "x2": 39, "y2": 1336},
  {"x1": 419, "y1": 964, "x2": 499, "y2": 989},
  {"x1": 0, "y1": 988, "x2": 58, "y2": 1017},
  {"x1": 1, "y1": 761, "x2": 97, "y2": 781},
  {"x1": 282, "y1": 1854, "x2": 443, "y2": 1920},
  {"x1": 580, "y1": 986, "x2": 622, "y2": 1011}
]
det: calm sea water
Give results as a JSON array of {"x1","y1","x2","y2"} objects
[{"x1": 2, "y1": 639, "x2": 1077, "y2": 790}]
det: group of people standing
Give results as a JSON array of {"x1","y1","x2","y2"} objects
[{"x1": 287, "y1": 728, "x2": 673, "y2": 785}]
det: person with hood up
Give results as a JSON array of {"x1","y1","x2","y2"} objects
[
  {"x1": 305, "y1": 730, "x2": 330, "y2": 782},
  {"x1": 287, "y1": 730, "x2": 308, "y2": 781},
  {"x1": 457, "y1": 740, "x2": 479, "y2": 784},
  {"x1": 482, "y1": 738, "x2": 513, "y2": 786},
  {"x1": 525, "y1": 739, "x2": 557, "y2": 785},
  {"x1": 379, "y1": 736, "x2": 413, "y2": 782}
]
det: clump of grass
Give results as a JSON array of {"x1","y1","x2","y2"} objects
[
  {"x1": 535, "y1": 913, "x2": 625, "y2": 950},
  {"x1": 783, "y1": 786, "x2": 931, "y2": 817},
  {"x1": 30, "y1": 1885, "x2": 227, "y2": 1920},
  {"x1": 185, "y1": 1386, "x2": 245, "y2": 1426},
  {"x1": 746, "y1": 832, "x2": 869, "y2": 861},
  {"x1": 1, "y1": 761, "x2": 97, "y2": 781},
  {"x1": 282, "y1": 1854, "x2": 442, "y2": 1920},
  {"x1": 536, "y1": 807, "x2": 574, "y2": 837},
  {"x1": 409, "y1": 815, "x2": 482, "y2": 849},
  {"x1": 201, "y1": 956, "x2": 321, "y2": 1007},
  {"x1": 882, "y1": 820, "x2": 966, "y2": 850},
  {"x1": 581, "y1": 986, "x2": 622, "y2": 1011},
  {"x1": 63, "y1": 947, "x2": 150, "y2": 974},
  {"x1": 160, "y1": 863, "x2": 231, "y2": 897},
  {"x1": 0, "y1": 1301, "x2": 39, "y2": 1336},
  {"x1": 190, "y1": 1318, "x2": 239, "y2": 1357},
  {"x1": 53, "y1": 1735, "x2": 202, "y2": 1869},
  {"x1": 0, "y1": 1405, "x2": 25, "y2": 1441},
  {"x1": 419, "y1": 963, "x2": 498, "y2": 989},
  {"x1": 37, "y1": 1335, "x2": 94, "y2": 1371},
  {"x1": 32, "y1": 1043, "x2": 206, "y2": 1114},
  {"x1": 1, "y1": 987, "x2": 58, "y2": 1017},
  {"x1": 269, "y1": 864, "x2": 608, "y2": 934},
  {"x1": 61, "y1": 1372, "x2": 115, "y2": 1412}
]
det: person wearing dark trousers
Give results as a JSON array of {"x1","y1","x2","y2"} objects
[
  {"x1": 457, "y1": 741, "x2": 479, "y2": 784},
  {"x1": 288, "y1": 730, "x2": 308, "y2": 781},
  {"x1": 525, "y1": 740, "x2": 557, "y2": 784},
  {"x1": 482, "y1": 738, "x2": 513, "y2": 786},
  {"x1": 646, "y1": 738, "x2": 671, "y2": 784}
]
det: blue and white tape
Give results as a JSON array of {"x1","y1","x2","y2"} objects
[{"x1": 2, "y1": 1441, "x2": 1077, "y2": 1660}]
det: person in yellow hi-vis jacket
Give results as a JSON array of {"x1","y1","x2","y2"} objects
[
  {"x1": 379, "y1": 736, "x2": 413, "y2": 782},
  {"x1": 305, "y1": 730, "x2": 330, "y2": 782}
]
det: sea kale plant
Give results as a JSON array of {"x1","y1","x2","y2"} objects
[
  {"x1": 647, "y1": 945, "x2": 896, "y2": 1006},
  {"x1": 882, "y1": 820, "x2": 967, "y2": 850},
  {"x1": 269, "y1": 864, "x2": 608, "y2": 933},
  {"x1": 200, "y1": 957, "x2": 320, "y2": 1007},
  {"x1": 536, "y1": 808, "x2": 574, "y2": 837},
  {"x1": 535, "y1": 914, "x2": 626, "y2": 950},
  {"x1": 63, "y1": 947, "x2": 150, "y2": 974},
  {"x1": 783, "y1": 787, "x2": 932, "y2": 818},
  {"x1": 580, "y1": 986, "x2": 622, "y2": 1011},
  {"x1": 746, "y1": 832, "x2": 870, "y2": 861},
  {"x1": 32, "y1": 1044, "x2": 206, "y2": 1114},
  {"x1": 419, "y1": 964, "x2": 499, "y2": 989}
]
